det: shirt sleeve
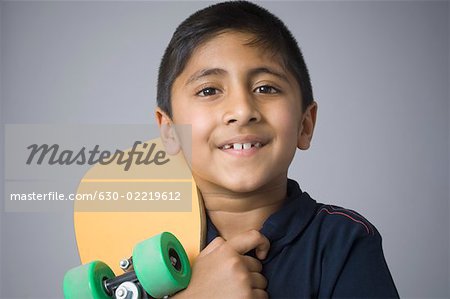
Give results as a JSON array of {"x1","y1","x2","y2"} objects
[{"x1": 332, "y1": 231, "x2": 399, "y2": 298}]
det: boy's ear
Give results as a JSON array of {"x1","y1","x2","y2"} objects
[
  {"x1": 155, "y1": 107, "x2": 181, "y2": 155},
  {"x1": 297, "y1": 101, "x2": 318, "y2": 150}
]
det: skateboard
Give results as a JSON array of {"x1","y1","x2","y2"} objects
[{"x1": 63, "y1": 138, "x2": 206, "y2": 298}]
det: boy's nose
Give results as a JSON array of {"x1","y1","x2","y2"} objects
[{"x1": 222, "y1": 92, "x2": 261, "y2": 126}]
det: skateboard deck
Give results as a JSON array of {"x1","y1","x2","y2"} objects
[{"x1": 73, "y1": 138, "x2": 205, "y2": 275}]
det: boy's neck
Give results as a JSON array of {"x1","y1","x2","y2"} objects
[{"x1": 198, "y1": 178, "x2": 288, "y2": 241}]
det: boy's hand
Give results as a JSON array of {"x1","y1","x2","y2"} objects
[{"x1": 173, "y1": 230, "x2": 270, "y2": 299}]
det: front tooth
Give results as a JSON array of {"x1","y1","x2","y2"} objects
[
  {"x1": 243, "y1": 143, "x2": 251, "y2": 150},
  {"x1": 233, "y1": 143, "x2": 243, "y2": 150}
]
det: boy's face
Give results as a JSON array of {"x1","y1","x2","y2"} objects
[{"x1": 158, "y1": 31, "x2": 315, "y2": 195}]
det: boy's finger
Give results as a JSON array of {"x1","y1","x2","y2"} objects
[
  {"x1": 250, "y1": 272, "x2": 268, "y2": 290},
  {"x1": 227, "y1": 230, "x2": 270, "y2": 259},
  {"x1": 255, "y1": 241, "x2": 270, "y2": 260},
  {"x1": 242, "y1": 255, "x2": 263, "y2": 272},
  {"x1": 252, "y1": 289, "x2": 269, "y2": 299},
  {"x1": 200, "y1": 236, "x2": 225, "y2": 256}
]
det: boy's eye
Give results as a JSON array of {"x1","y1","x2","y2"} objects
[
  {"x1": 197, "y1": 87, "x2": 218, "y2": 97},
  {"x1": 254, "y1": 85, "x2": 279, "y2": 94}
]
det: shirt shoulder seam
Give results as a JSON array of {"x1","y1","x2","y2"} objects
[{"x1": 316, "y1": 205, "x2": 375, "y2": 236}]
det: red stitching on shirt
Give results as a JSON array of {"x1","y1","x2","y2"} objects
[
  {"x1": 327, "y1": 205, "x2": 375, "y2": 235},
  {"x1": 317, "y1": 207, "x2": 372, "y2": 235}
]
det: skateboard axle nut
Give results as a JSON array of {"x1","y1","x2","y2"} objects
[
  {"x1": 119, "y1": 258, "x2": 131, "y2": 270},
  {"x1": 115, "y1": 281, "x2": 140, "y2": 299},
  {"x1": 116, "y1": 288, "x2": 126, "y2": 298}
]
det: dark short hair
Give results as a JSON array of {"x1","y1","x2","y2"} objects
[{"x1": 157, "y1": 1, "x2": 314, "y2": 117}]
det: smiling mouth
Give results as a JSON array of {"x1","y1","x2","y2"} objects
[{"x1": 219, "y1": 142, "x2": 263, "y2": 150}]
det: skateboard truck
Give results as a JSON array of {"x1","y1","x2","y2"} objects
[
  {"x1": 63, "y1": 232, "x2": 191, "y2": 299},
  {"x1": 106, "y1": 246, "x2": 185, "y2": 297},
  {"x1": 103, "y1": 262, "x2": 147, "y2": 299}
]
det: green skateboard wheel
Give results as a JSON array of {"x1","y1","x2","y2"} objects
[
  {"x1": 133, "y1": 232, "x2": 191, "y2": 298},
  {"x1": 63, "y1": 260, "x2": 115, "y2": 299}
]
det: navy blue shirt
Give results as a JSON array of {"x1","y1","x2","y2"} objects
[{"x1": 206, "y1": 179, "x2": 399, "y2": 298}]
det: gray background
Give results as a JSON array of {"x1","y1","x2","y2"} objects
[{"x1": 1, "y1": 1, "x2": 449, "y2": 298}]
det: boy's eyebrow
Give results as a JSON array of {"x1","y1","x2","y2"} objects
[
  {"x1": 248, "y1": 67, "x2": 290, "y2": 85},
  {"x1": 186, "y1": 68, "x2": 226, "y2": 85},
  {"x1": 185, "y1": 66, "x2": 291, "y2": 86}
]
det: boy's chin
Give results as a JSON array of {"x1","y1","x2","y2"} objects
[
  {"x1": 215, "y1": 177, "x2": 270, "y2": 194},
  {"x1": 194, "y1": 171, "x2": 284, "y2": 196}
]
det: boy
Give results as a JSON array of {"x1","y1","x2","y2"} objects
[{"x1": 156, "y1": 1, "x2": 399, "y2": 298}]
